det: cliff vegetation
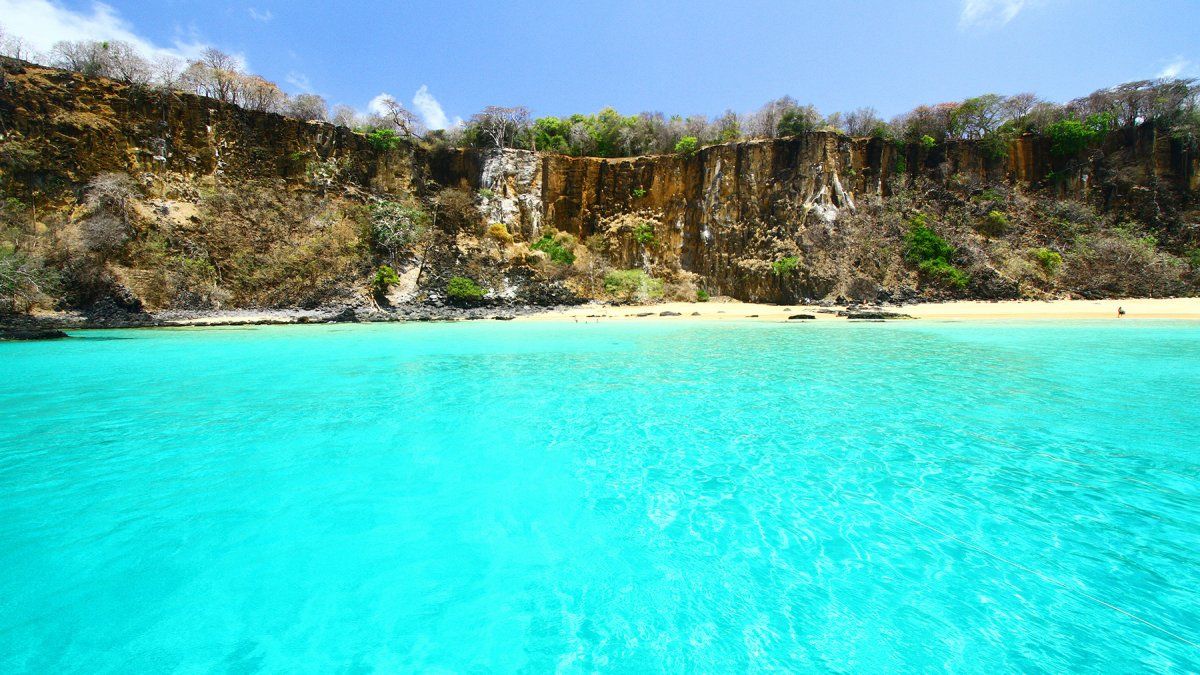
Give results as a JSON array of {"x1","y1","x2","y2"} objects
[{"x1": 1, "y1": 52, "x2": 1198, "y2": 320}]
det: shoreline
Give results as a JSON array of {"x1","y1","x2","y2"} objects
[
  {"x1": 4, "y1": 297, "x2": 1199, "y2": 336},
  {"x1": 516, "y1": 297, "x2": 1200, "y2": 323}
]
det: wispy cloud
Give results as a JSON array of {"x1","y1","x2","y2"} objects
[
  {"x1": 959, "y1": 0, "x2": 1028, "y2": 29},
  {"x1": 1158, "y1": 56, "x2": 1192, "y2": 79},
  {"x1": 247, "y1": 7, "x2": 273, "y2": 23},
  {"x1": 285, "y1": 71, "x2": 312, "y2": 93},
  {"x1": 0, "y1": 0, "x2": 221, "y2": 64},
  {"x1": 412, "y1": 85, "x2": 460, "y2": 130}
]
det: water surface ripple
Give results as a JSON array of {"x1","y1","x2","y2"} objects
[{"x1": 1, "y1": 321, "x2": 1198, "y2": 672}]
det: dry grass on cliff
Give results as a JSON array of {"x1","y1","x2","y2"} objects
[
  {"x1": 873, "y1": 177, "x2": 1195, "y2": 300},
  {"x1": 111, "y1": 180, "x2": 374, "y2": 309}
]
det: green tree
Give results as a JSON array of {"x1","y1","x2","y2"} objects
[
  {"x1": 365, "y1": 128, "x2": 402, "y2": 151},
  {"x1": 777, "y1": 106, "x2": 821, "y2": 136},
  {"x1": 531, "y1": 117, "x2": 571, "y2": 154},
  {"x1": 372, "y1": 264, "x2": 400, "y2": 296},
  {"x1": 1045, "y1": 118, "x2": 1098, "y2": 157}
]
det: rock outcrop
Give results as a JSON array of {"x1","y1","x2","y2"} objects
[{"x1": 2, "y1": 57, "x2": 1197, "y2": 314}]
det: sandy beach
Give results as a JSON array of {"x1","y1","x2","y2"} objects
[{"x1": 517, "y1": 297, "x2": 1200, "y2": 323}]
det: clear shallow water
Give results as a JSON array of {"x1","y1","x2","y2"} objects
[{"x1": 1, "y1": 320, "x2": 1198, "y2": 673}]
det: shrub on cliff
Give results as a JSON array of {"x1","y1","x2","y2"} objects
[
  {"x1": 431, "y1": 188, "x2": 481, "y2": 233},
  {"x1": 674, "y1": 137, "x2": 698, "y2": 157},
  {"x1": 531, "y1": 233, "x2": 575, "y2": 265},
  {"x1": 771, "y1": 256, "x2": 800, "y2": 277},
  {"x1": 372, "y1": 264, "x2": 400, "y2": 297},
  {"x1": 633, "y1": 223, "x2": 656, "y2": 246},
  {"x1": 1032, "y1": 248, "x2": 1062, "y2": 276},
  {"x1": 0, "y1": 248, "x2": 59, "y2": 313},
  {"x1": 604, "y1": 269, "x2": 663, "y2": 303},
  {"x1": 1046, "y1": 118, "x2": 1099, "y2": 157},
  {"x1": 1064, "y1": 229, "x2": 1186, "y2": 297},
  {"x1": 78, "y1": 213, "x2": 130, "y2": 254},
  {"x1": 446, "y1": 276, "x2": 485, "y2": 303},
  {"x1": 77, "y1": 172, "x2": 139, "y2": 259},
  {"x1": 904, "y1": 219, "x2": 968, "y2": 289},
  {"x1": 487, "y1": 223, "x2": 514, "y2": 245},
  {"x1": 365, "y1": 128, "x2": 402, "y2": 151},
  {"x1": 370, "y1": 201, "x2": 429, "y2": 261},
  {"x1": 903, "y1": 216, "x2": 950, "y2": 261},
  {"x1": 979, "y1": 210, "x2": 1010, "y2": 237}
]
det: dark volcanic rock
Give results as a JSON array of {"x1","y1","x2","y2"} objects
[
  {"x1": 326, "y1": 307, "x2": 358, "y2": 323},
  {"x1": 788, "y1": 314, "x2": 816, "y2": 320},
  {"x1": 1, "y1": 328, "x2": 69, "y2": 340},
  {"x1": 840, "y1": 310, "x2": 913, "y2": 320},
  {"x1": 659, "y1": 311, "x2": 681, "y2": 316},
  {"x1": 82, "y1": 295, "x2": 156, "y2": 328}
]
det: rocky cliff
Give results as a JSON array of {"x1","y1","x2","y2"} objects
[
  {"x1": 2, "y1": 58, "x2": 1197, "y2": 319},
  {"x1": 435, "y1": 127, "x2": 1197, "y2": 301}
]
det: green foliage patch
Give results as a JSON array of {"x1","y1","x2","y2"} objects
[
  {"x1": 365, "y1": 128, "x2": 402, "y2": 151},
  {"x1": 771, "y1": 256, "x2": 800, "y2": 277},
  {"x1": 633, "y1": 223, "x2": 656, "y2": 246},
  {"x1": 446, "y1": 276, "x2": 485, "y2": 302},
  {"x1": 603, "y1": 269, "x2": 663, "y2": 302},
  {"x1": 372, "y1": 264, "x2": 400, "y2": 294},
  {"x1": 1032, "y1": 248, "x2": 1063, "y2": 275},
  {"x1": 674, "y1": 136, "x2": 699, "y2": 156},
  {"x1": 1045, "y1": 115, "x2": 1110, "y2": 157},
  {"x1": 903, "y1": 217, "x2": 968, "y2": 289},
  {"x1": 531, "y1": 233, "x2": 576, "y2": 265}
]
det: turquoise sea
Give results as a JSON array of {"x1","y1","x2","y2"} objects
[{"x1": 1, "y1": 320, "x2": 1198, "y2": 672}]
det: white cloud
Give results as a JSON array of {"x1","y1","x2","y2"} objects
[
  {"x1": 367, "y1": 92, "x2": 394, "y2": 116},
  {"x1": 412, "y1": 85, "x2": 460, "y2": 130},
  {"x1": 247, "y1": 8, "x2": 273, "y2": 23},
  {"x1": 959, "y1": 0, "x2": 1027, "y2": 28},
  {"x1": 0, "y1": 0, "x2": 216, "y2": 63},
  {"x1": 1158, "y1": 56, "x2": 1191, "y2": 79}
]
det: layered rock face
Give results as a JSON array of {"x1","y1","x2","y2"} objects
[
  {"x1": 2, "y1": 57, "x2": 1198, "y2": 311},
  {"x1": 0, "y1": 58, "x2": 419, "y2": 197},
  {"x1": 438, "y1": 128, "x2": 1196, "y2": 300}
]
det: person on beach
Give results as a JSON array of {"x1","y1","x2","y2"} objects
[{"x1": 1117, "y1": 306, "x2": 1126, "y2": 318}]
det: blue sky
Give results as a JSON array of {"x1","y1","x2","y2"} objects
[{"x1": 1, "y1": 0, "x2": 1197, "y2": 128}]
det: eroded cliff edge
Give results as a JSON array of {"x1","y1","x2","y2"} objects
[{"x1": 2, "y1": 58, "x2": 1197, "y2": 321}]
